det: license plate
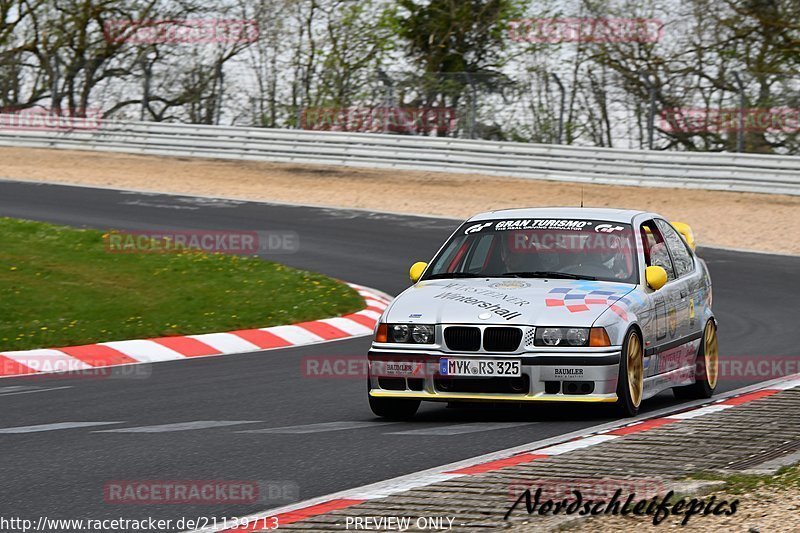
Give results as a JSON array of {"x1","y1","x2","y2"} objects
[{"x1": 439, "y1": 358, "x2": 521, "y2": 377}]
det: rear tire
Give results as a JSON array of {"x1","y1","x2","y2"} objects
[
  {"x1": 367, "y1": 379, "x2": 420, "y2": 419},
  {"x1": 673, "y1": 320, "x2": 718, "y2": 400},
  {"x1": 615, "y1": 329, "x2": 644, "y2": 417}
]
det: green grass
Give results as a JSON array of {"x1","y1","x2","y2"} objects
[
  {"x1": 0, "y1": 217, "x2": 365, "y2": 351},
  {"x1": 689, "y1": 464, "x2": 800, "y2": 495}
]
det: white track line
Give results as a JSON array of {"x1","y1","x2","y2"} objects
[
  {"x1": 0, "y1": 421, "x2": 122, "y2": 434},
  {"x1": 238, "y1": 421, "x2": 398, "y2": 435},
  {"x1": 666, "y1": 404, "x2": 733, "y2": 419},
  {"x1": 532, "y1": 434, "x2": 619, "y2": 455},
  {"x1": 96, "y1": 421, "x2": 261, "y2": 433},
  {"x1": 0, "y1": 386, "x2": 72, "y2": 397},
  {"x1": 387, "y1": 422, "x2": 535, "y2": 436}
]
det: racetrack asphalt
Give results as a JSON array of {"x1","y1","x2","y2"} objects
[{"x1": 0, "y1": 179, "x2": 797, "y2": 529}]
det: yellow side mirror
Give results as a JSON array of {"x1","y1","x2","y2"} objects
[
  {"x1": 645, "y1": 266, "x2": 668, "y2": 290},
  {"x1": 409, "y1": 261, "x2": 428, "y2": 283},
  {"x1": 671, "y1": 221, "x2": 696, "y2": 250}
]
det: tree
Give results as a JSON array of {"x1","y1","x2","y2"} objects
[{"x1": 389, "y1": 0, "x2": 523, "y2": 124}]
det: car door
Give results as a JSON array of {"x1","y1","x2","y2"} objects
[
  {"x1": 639, "y1": 220, "x2": 682, "y2": 377},
  {"x1": 655, "y1": 220, "x2": 698, "y2": 339}
]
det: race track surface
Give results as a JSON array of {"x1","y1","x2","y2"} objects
[{"x1": 0, "y1": 180, "x2": 797, "y2": 527}]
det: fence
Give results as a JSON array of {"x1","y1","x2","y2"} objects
[{"x1": 0, "y1": 115, "x2": 798, "y2": 195}]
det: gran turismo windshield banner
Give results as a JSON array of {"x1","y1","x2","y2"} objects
[
  {"x1": 463, "y1": 219, "x2": 628, "y2": 234},
  {"x1": 426, "y1": 219, "x2": 638, "y2": 283}
]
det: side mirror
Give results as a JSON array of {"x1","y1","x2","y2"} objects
[
  {"x1": 409, "y1": 261, "x2": 428, "y2": 283},
  {"x1": 645, "y1": 266, "x2": 668, "y2": 291},
  {"x1": 671, "y1": 221, "x2": 696, "y2": 250}
]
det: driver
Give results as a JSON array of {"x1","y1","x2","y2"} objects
[
  {"x1": 598, "y1": 234, "x2": 632, "y2": 280},
  {"x1": 500, "y1": 231, "x2": 559, "y2": 273}
]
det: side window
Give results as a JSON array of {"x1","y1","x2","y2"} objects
[
  {"x1": 655, "y1": 219, "x2": 694, "y2": 278},
  {"x1": 465, "y1": 235, "x2": 495, "y2": 272},
  {"x1": 640, "y1": 220, "x2": 676, "y2": 281},
  {"x1": 429, "y1": 235, "x2": 468, "y2": 273}
]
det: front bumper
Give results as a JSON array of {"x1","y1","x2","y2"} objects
[{"x1": 367, "y1": 349, "x2": 621, "y2": 403}]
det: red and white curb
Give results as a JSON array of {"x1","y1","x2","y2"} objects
[
  {"x1": 192, "y1": 373, "x2": 800, "y2": 532},
  {"x1": 0, "y1": 283, "x2": 390, "y2": 379}
]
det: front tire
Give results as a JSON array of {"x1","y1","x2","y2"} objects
[
  {"x1": 673, "y1": 320, "x2": 718, "y2": 400},
  {"x1": 615, "y1": 329, "x2": 644, "y2": 417},
  {"x1": 368, "y1": 379, "x2": 420, "y2": 419}
]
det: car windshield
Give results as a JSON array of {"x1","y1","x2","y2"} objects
[{"x1": 423, "y1": 218, "x2": 639, "y2": 284}]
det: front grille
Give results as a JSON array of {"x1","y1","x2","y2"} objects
[
  {"x1": 434, "y1": 375, "x2": 530, "y2": 394},
  {"x1": 483, "y1": 327, "x2": 523, "y2": 352},
  {"x1": 444, "y1": 326, "x2": 481, "y2": 351}
]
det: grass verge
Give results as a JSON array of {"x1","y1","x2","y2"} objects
[
  {"x1": 0, "y1": 217, "x2": 365, "y2": 351},
  {"x1": 689, "y1": 463, "x2": 800, "y2": 494}
]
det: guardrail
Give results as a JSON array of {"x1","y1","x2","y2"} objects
[{"x1": 0, "y1": 115, "x2": 798, "y2": 195}]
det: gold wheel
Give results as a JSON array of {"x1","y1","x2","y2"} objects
[
  {"x1": 627, "y1": 333, "x2": 643, "y2": 407},
  {"x1": 703, "y1": 322, "x2": 719, "y2": 389}
]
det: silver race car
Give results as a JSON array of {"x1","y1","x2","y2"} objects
[{"x1": 367, "y1": 208, "x2": 718, "y2": 418}]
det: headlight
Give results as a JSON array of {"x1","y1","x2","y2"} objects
[
  {"x1": 566, "y1": 328, "x2": 588, "y2": 346},
  {"x1": 378, "y1": 323, "x2": 435, "y2": 344},
  {"x1": 392, "y1": 324, "x2": 410, "y2": 343},
  {"x1": 540, "y1": 327, "x2": 564, "y2": 346},
  {"x1": 411, "y1": 325, "x2": 434, "y2": 344},
  {"x1": 534, "y1": 327, "x2": 610, "y2": 347}
]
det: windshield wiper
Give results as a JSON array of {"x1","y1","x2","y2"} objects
[
  {"x1": 425, "y1": 272, "x2": 485, "y2": 279},
  {"x1": 501, "y1": 271, "x2": 597, "y2": 281}
]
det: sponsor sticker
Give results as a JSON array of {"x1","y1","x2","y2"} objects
[
  {"x1": 489, "y1": 281, "x2": 531, "y2": 290},
  {"x1": 553, "y1": 368, "x2": 585, "y2": 378},
  {"x1": 463, "y1": 219, "x2": 594, "y2": 234},
  {"x1": 594, "y1": 224, "x2": 625, "y2": 233},
  {"x1": 495, "y1": 219, "x2": 592, "y2": 231},
  {"x1": 433, "y1": 291, "x2": 523, "y2": 320},
  {"x1": 371, "y1": 360, "x2": 426, "y2": 378},
  {"x1": 464, "y1": 222, "x2": 493, "y2": 234}
]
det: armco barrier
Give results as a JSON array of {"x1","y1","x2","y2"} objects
[{"x1": 0, "y1": 115, "x2": 798, "y2": 195}]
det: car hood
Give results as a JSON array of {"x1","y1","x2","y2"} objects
[{"x1": 385, "y1": 278, "x2": 636, "y2": 327}]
